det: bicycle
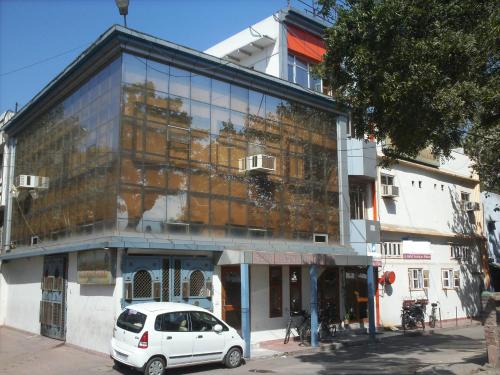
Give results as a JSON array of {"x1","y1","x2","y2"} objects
[
  {"x1": 284, "y1": 310, "x2": 309, "y2": 344},
  {"x1": 429, "y1": 302, "x2": 439, "y2": 328}
]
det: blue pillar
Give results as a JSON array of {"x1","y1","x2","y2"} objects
[
  {"x1": 240, "y1": 263, "x2": 250, "y2": 358},
  {"x1": 367, "y1": 264, "x2": 376, "y2": 340},
  {"x1": 309, "y1": 265, "x2": 319, "y2": 347}
]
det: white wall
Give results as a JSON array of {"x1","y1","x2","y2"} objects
[
  {"x1": 378, "y1": 241, "x2": 482, "y2": 326},
  {"x1": 65, "y1": 250, "x2": 123, "y2": 353},
  {"x1": 379, "y1": 164, "x2": 478, "y2": 235},
  {"x1": 212, "y1": 265, "x2": 222, "y2": 319},
  {"x1": 1, "y1": 256, "x2": 43, "y2": 334},
  {"x1": 204, "y1": 14, "x2": 282, "y2": 78}
]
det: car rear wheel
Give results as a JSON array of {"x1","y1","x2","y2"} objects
[
  {"x1": 225, "y1": 347, "x2": 242, "y2": 368},
  {"x1": 144, "y1": 357, "x2": 166, "y2": 375}
]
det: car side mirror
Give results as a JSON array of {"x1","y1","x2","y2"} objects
[{"x1": 213, "y1": 324, "x2": 223, "y2": 333}]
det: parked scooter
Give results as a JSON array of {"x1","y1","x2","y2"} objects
[{"x1": 401, "y1": 301, "x2": 425, "y2": 331}]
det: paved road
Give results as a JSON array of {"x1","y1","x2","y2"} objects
[{"x1": 0, "y1": 325, "x2": 488, "y2": 375}]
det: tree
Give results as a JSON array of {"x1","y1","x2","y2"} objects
[{"x1": 318, "y1": 0, "x2": 499, "y2": 191}]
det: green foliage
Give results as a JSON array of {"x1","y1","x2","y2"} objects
[{"x1": 318, "y1": 0, "x2": 499, "y2": 191}]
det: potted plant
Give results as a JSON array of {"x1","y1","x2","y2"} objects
[{"x1": 343, "y1": 311, "x2": 351, "y2": 328}]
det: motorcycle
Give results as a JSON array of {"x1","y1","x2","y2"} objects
[{"x1": 401, "y1": 301, "x2": 425, "y2": 331}]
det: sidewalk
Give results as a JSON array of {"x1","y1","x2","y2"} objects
[{"x1": 252, "y1": 318, "x2": 482, "y2": 359}]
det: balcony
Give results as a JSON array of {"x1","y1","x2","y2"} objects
[
  {"x1": 347, "y1": 138, "x2": 377, "y2": 179},
  {"x1": 349, "y1": 219, "x2": 381, "y2": 256}
]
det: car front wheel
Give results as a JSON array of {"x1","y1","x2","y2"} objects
[
  {"x1": 224, "y1": 347, "x2": 242, "y2": 368},
  {"x1": 144, "y1": 357, "x2": 166, "y2": 375}
]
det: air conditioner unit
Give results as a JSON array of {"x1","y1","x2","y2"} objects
[
  {"x1": 14, "y1": 175, "x2": 49, "y2": 189},
  {"x1": 463, "y1": 201, "x2": 480, "y2": 211},
  {"x1": 238, "y1": 154, "x2": 276, "y2": 173},
  {"x1": 381, "y1": 184, "x2": 399, "y2": 198}
]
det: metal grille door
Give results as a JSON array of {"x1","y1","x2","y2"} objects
[{"x1": 40, "y1": 255, "x2": 67, "y2": 340}]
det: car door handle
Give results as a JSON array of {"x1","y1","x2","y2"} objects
[
  {"x1": 166, "y1": 336, "x2": 172, "y2": 340},
  {"x1": 197, "y1": 335, "x2": 203, "y2": 339}
]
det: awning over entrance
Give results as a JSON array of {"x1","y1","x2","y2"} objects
[{"x1": 217, "y1": 249, "x2": 371, "y2": 266}]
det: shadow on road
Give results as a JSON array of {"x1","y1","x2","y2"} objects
[{"x1": 293, "y1": 331, "x2": 487, "y2": 375}]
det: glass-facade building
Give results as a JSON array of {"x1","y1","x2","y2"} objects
[{"x1": 11, "y1": 52, "x2": 340, "y2": 246}]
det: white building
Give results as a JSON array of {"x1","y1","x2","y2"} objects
[{"x1": 376, "y1": 149, "x2": 485, "y2": 326}]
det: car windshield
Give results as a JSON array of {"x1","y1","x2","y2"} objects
[{"x1": 117, "y1": 309, "x2": 147, "y2": 333}]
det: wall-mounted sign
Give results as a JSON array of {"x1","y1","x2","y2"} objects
[
  {"x1": 402, "y1": 240, "x2": 432, "y2": 260},
  {"x1": 77, "y1": 249, "x2": 116, "y2": 285}
]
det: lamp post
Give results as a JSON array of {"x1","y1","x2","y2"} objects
[{"x1": 115, "y1": 0, "x2": 129, "y2": 27}]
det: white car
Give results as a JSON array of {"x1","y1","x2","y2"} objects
[{"x1": 110, "y1": 302, "x2": 245, "y2": 375}]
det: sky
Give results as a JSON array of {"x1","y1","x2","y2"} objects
[{"x1": 0, "y1": 0, "x2": 291, "y2": 113}]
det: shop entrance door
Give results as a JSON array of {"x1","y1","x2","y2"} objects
[
  {"x1": 318, "y1": 267, "x2": 340, "y2": 322},
  {"x1": 40, "y1": 255, "x2": 67, "y2": 340},
  {"x1": 221, "y1": 266, "x2": 241, "y2": 331}
]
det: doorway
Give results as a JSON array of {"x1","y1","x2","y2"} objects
[
  {"x1": 40, "y1": 255, "x2": 67, "y2": 340},
  {"x1": 318, "y1": 267, "x2": 340, "y2": 322},
  {"x1": 221, "y1": 266, "x2": 241, "y2": 331}
]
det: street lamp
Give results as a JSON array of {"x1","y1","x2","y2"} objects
[{"x1": 115, "y1": 0, "x2": 129, "y2": 27}]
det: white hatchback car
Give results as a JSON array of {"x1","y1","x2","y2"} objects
[{"x1": 110, "y1": 302, "x2": 245, "y2": 375}]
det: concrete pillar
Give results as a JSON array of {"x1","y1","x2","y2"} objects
[
  {"x1": 310, "y1": 265, "x2": 318, "y2": 347},
  {"x1": 367, "y1": 264, "x2": 376, "y2": 340},
  {"x1": 240, "y1": 263, "x2": 250, "y2": 358}
]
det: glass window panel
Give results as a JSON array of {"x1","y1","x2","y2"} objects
[
  {"x1": 191, "y1": 100, "x2": 210, "y2": 131},
  {"x1": 144, "y1": 166, "x2": 166, "y2": 188},
  {"x1": 121, "y1": 119, "x2": 134, "y2": 150},
  {"x1": 122, "y1": 53, "x2": 146, "y2": 86},
  {"x1": 210, "y1": 198, "x2": 228, "y2": 226},
  {"x1": 190, "y1": 171, "x2": 209, "y2": 193},
  {"x1": 211, "y1": 107, "x2": 230, "y2": 136},
  {"x1": 211, "y1": 174, "x2": 229, "y2": 196},
  {"x1": 231, "y1": 84, "x2": 248, "y2": 113},
  {"x1": 191, "y1": 129, "x2": 210, "y2": 164},
  {"x1": 169, "y1": 95, "x2": 190, "y2": 128},
  {"x1": 123, "y1": 85, "x2": 146, "y2": 118},
  {"x1": 145, "y1": 123, "x2": 166, "y2": 156},
  {"x1": 296, "y1": 67, "x2": 308, "y2": 88},
  {"x1": 230, "y1": 201, "x2": 247, "y2": 227},
  {"x1": 169, "y1": 66, "x2": 190, "y2": 98},
  {"x1": 146, "y1": 90, "x2": 169, "y2": 124},
  {"x1": 211, "y1": 136, "x2": 230, "y2": 167},
  {"x1": 121, "y1": 157, "x2": 143, "y2": 185},
  {"x1": 119, "y1": 187, "x2": 142, "y2": 219},
  {"x1": 190, "y1": 194, "x2": 209, "y2": 225},
  {"x1": 230, "y1": 139, "x2": 247, "y2": 170},
  {"x1": 266, "y1": 95, "x2": 281, "y2": 122},
  {"x1": 141, "y1": 191, "x2": 167, "y2": 233},
  {"x1": 288, "y1": 64, "x2": 294, "y2": 82},
  {"x1": 211, "y1": 79, "x2": 230, "y2": 108},
  {"x1": 168, "y1": 169, "x2": 188, "y2": 190},
  {"x1": 230, "y1": 111, "x2": 246, "y2": 135},
  {"x1": 167, "y1": 127, "x2": 189, "y2": 161},
  {"x1": 146, "y1": 60, "x2": 169, "y2": 93},
  {"x1": 167, "y1": 191, "x2": 188, "y2": 222},
  {"x1": 230, "y1": 177, "x2": 247, "y2": 198},
  {"x1": 191, "y1": 75, "x2": 211, "y2": 103},
  {"x1": 249, "y1": 90, "x2": 265, "y2": 117},
  {"x1": 248, "y1": 204, "x2": 266, "y2": 228}
]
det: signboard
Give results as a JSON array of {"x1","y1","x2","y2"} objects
[
  {"x1": 77, "y1": 249, "x2": 116, "y2": 284},
  {"x1": 402, "y1": 240, "x2": 432, "y2": 260}
]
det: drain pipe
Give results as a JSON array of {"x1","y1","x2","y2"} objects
[{"x1": 2, "y1": 137, "x2": 15, "y2": 253}]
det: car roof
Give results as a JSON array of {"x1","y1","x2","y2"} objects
[{"x1": 125, "y1": 302, "x2": 208, "y2": 314}]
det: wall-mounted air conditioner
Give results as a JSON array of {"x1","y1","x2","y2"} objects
[
  {"x1": 463, "y1": 201, "x2": 480, "y2": 211},
  {"x1": 238, "y1": 154, "x2": 276, "y2": 173},
  {"x1": 381, "y1": 184, "x2": 399, "y2": 198},
  {"x1": 14, "y1": 175, "x2": 49, "y2": 189}
]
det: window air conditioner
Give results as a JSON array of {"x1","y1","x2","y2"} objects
[
  {"x1": 14, "y1": 175, "x2": 49, "y2": 189},
  {"x1": 381, "y1": 184, "x2": 399, "y2": 198},
  {"x1": 238, "y1": 154, "x2": 276, "y2": 173},
  {"x1": 463, "y1": 201, "x2": 480, "y2": 211}
]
